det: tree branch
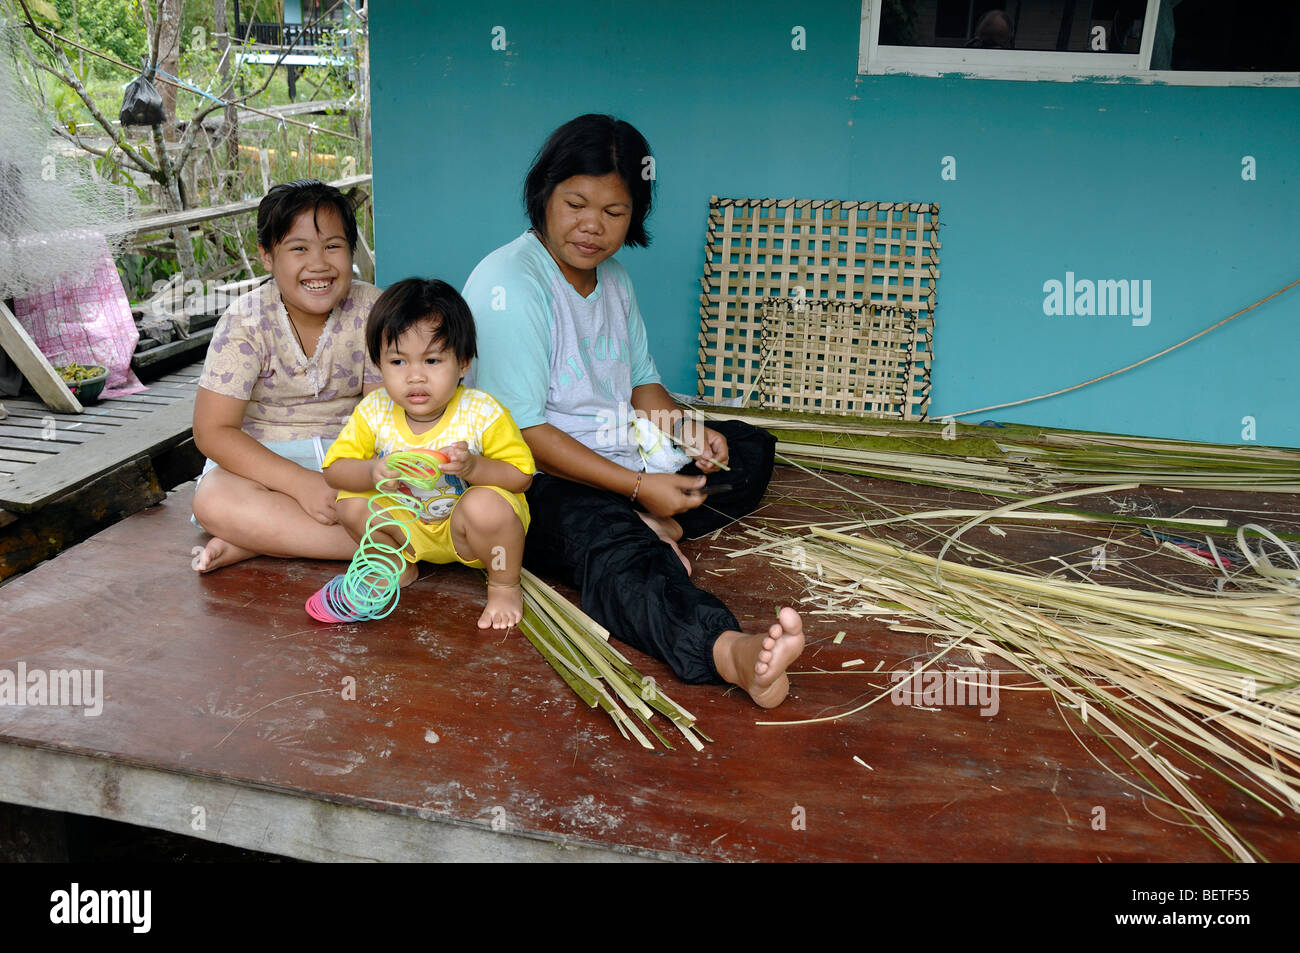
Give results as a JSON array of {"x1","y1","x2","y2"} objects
[
  {"x1": 50, "y1": 125, "x2": 111, "y2": 159},
  {"x1": 27, "y1": 55, "x2": 159, "y2": 177}
]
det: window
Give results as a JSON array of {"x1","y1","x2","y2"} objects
[{"x1": 859, "y1": 0, "x2": 1300, "y2": 85}]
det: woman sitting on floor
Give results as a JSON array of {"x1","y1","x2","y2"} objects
[
  {"x1": 190, "y1": 179, "x2": 382, "y2": 572},
  {"x1": 463, "y1": 114, "x2": 806, "y2": 708}
]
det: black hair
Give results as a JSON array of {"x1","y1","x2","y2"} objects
[
  {"x1": 523, "y1": 114, "x2": 654, "y2": 248},
  {"x1": 366, "y1": 278, "x2": 477, "y2": 366},
  {"x1": 257, "y1": 179, "x2": 359, "y2": 252},
  {"x1": 967, "y1": 9, "x2": 1015, "y2": 49}
]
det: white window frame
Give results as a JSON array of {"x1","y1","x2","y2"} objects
[{"x1": 859, "y1": 0, "x2": 1300, "y2": 86}]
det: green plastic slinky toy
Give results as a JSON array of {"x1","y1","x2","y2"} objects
[{"x1": 305, "y1": 449, "x2": 449, "y2": 623}]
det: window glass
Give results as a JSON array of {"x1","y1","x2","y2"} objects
[{"x1": 879, "y1": 1, "x2": 1149, "y2": 54}]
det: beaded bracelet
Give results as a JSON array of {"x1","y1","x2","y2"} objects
[{"x1": 630, "y1": 471, "x2": 644, "y2": 503}]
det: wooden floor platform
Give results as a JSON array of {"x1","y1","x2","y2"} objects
[
  {"x1": 0, "y1": 363, "x2": 204, "y2": 582},
  {"x1": 2, "y1": 469, "x2": 1297, "y2": 862},
  {"x1": 0, "y1": 362, "x2": 202, "y2": 510}
]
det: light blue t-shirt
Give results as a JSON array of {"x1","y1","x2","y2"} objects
[{"x1": 463, "y1": 230, "x2": 661, "y2": 471}]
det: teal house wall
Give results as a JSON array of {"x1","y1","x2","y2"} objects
[{"x1": 369, "y1": 1, "x2": 1300, "y2": 448}]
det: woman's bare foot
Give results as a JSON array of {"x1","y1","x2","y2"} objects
[
  {"x1": 637, "y1": 512, "x2": 692, "y2": 576},
  {"x1": 712, "y1": 607, "x2": 806, "y2": 708},
  {"x1": 479, "y1": 581, "x2": 523, "y2": 630},
  {"x1": 191, "y1": 538, "x2": 257, "y2": 573}
]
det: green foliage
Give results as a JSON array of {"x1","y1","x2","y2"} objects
[
  {"x1": 12, "y1": 0, "x2": 371, "y2": 286},
  {"x1": 23, "y1": 0, "x2": 60, "y2": 23},
  {"x1": 48, "y1": 80, "x2": 83, "y2": 132},
  {"x1": 180, "y1": 1, "x2": 213, "y2": 43},
  {"x1": 50, "y1": 0, "x2": 147, "y2": 67},
  {"x1": 116, "y1": 250, "x2": 178, "y2": 302}
]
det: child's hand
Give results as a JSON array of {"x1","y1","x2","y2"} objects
[
  {"x1": 436, "y1": 441, "x2": 476, "y2": 481},
  {"x1": 370, "y1": 453, "x2": 400, "y2": 486}
]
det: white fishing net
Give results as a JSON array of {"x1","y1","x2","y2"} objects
[{"x1": 0, "y1": 22, "x2": 132, "y2": 298}]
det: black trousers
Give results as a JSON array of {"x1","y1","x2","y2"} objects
[{"x1": 522, "y1": 420, "x2": 777, "y2": 684}]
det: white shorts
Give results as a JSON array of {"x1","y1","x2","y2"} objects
[{"x1": 190, "y1": 436, "x2": 328, "y2": 533}]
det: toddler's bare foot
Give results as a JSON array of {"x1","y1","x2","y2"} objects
[
  {"x1": 713, "y1": 607, "x2": 806, "y2": 708},
  {"x1": 479, "y1": 581, "x2": 523, "y2": 630},
  {"x1": 637, "y1": 512, "x2": 692, "y2": 576},
  {"x1": 397, "y1": 561, "x2": 418, "y2": 587},
  {"x1": 191, "y1": 538, "x2": 257, "y2": 573}
]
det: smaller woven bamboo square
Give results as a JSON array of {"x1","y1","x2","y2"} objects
[
  {"x1": 695, "y1": 197, "x2": 940, "y2": 405},
  {"x1": 760, "y1": 298, "x2": 932, "y2": 419}
]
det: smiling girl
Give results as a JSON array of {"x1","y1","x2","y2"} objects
[{"x1": 190, "y1": 180, "x2": 382, "y2": 572}]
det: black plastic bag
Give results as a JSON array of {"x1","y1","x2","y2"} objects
[{"x1": 119, "y1": 62, "x2": 166, "y2": 127}]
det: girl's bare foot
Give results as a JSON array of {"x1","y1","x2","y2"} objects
[
  {"x1": 637, "y1": 512, "x2": 692, "y2": 576},
  {"x1": 191, "y1": 538, "x2": 257, "y2": 573},
  {"x1": 713, "y1": 607, "x2": 806, "y2": 708},
  {"x1": 480, "y1": 581, "x2": 523, "y2": 630}
]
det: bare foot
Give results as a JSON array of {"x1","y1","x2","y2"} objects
[
  {"x1": 397, "y1": 560, "x2": 418, "y2": 588},
  {"x1": 713, "y1": 607, "x2": 806, "y2": 708},
  {"x1": 637, "y1": 512, "x2": 692, "y2": 576},
  {"x1": 191, "y1": 538, "x2": 257, "y2": 573},
  {"x1": 637, "y1": 512, "x2": 682, "y2": 542},
  {"x1": 360, "y1": 556, "x2": 417, "y2": 591},
  {"x1": 479, "y1": 581, "x2": 523, "y2": 630}
]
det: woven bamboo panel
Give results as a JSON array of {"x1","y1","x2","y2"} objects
[
  {"x1": 759, "y1": 298, "x2": 933, "y2": 420},
  {"x1": 696, "y1": 196, "x2": 940, "y2": 405}
]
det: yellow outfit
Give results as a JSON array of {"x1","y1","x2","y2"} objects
[{"x1": 322, "y1": 385, "x2": 533, "y2": 567}]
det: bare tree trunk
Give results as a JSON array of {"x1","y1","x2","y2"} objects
[
  {"x1": 71, "y1": 0, "x2": 83, "y2": 73},
  {"x1": 214, "y1": 0, "x2": 241, "y2": 188},
  {"x1": 153, "y1": 124, "x2": 198, "y2": 278},
  {"x1": 359, "y1": 3, "x2": 370, "y2": 165},
  {"x1": 157, "y1": 0, "x2": 182, "y2": 141}
]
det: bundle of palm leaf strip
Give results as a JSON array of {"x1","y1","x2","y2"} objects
[
  {"x1": 689, "y1": 405, "x2": 1300, "y2": 498},
  {"x1": 515, "y1": 569, "x2": 710, "y2": 751},
  {"x1": 752, "y1": 517, "x2": 1300, "y2": 862}
]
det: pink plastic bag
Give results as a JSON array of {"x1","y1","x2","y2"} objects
[{"x1": 12, "y1": 232, "x2": 145, "y2": 399}]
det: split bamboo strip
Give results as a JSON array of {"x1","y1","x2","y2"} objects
[
  {"x1": 687, "y1": 405, "x2": 1300, "y2": 497},
  {"x1": 754, "y1": 516, "x2": 1300, "y2": 860},
  {"x1": 813, "y1": 530, "x2": 1300, "y2": 636}
]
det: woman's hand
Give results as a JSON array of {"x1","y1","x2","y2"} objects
[
  {"x1": 293, "y1": 470, "x2": 341, "y2": 525},
  {"x1": 681, "y1": 420, "x2": 729, "y2": 474},
  {"x1": 637, "y1": 472, "x2": 707, "y2": 517}
]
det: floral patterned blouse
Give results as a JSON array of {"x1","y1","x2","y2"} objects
[{"x1": 198, "y1": 278, "x2": 382, "y2": 442}]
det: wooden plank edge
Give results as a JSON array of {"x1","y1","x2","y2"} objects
[
  {"x1": 0, "y1": 743, "x2": 663, "y2": 864},
  {"x1": 0, "y1": 397, "x2": 195, "y2": 512}
]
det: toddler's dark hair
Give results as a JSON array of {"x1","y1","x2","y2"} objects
[
  {"x1": 366, "y1": 278, "x2": 477, "y2": 366},
  {"x1": 523, "y1": 114, "x2": 654, "y2": 248},
  {"x1": 257, "y1": 179, "x2": 359, "y2": 252}
]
